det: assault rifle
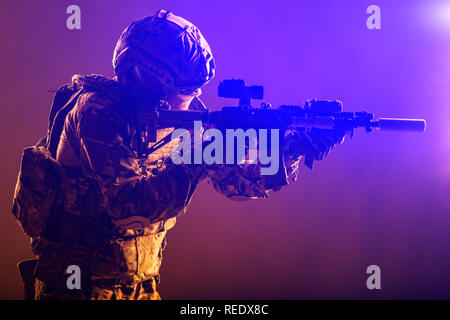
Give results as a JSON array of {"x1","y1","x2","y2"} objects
[{"x1": 140, "y1": 79, "x2": 426, "y2": 167}]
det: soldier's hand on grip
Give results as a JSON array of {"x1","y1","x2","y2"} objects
[{"x1": 285, "y1": 128, "x2": 346, "y2": 168}]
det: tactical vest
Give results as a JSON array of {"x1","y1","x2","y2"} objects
[{"x1": 13, "y1": 74, "x2": 177, "y2": 288}]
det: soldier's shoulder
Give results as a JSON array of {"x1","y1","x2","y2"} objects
[
  {"x1": 72, "y1": 74, "x2": 127, "y2": 116},
  {"x1": 76, "y1": 91, "x2": 112, "y2": 114}
]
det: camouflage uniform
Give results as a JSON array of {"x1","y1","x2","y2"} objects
[
  {"x1": 22, "y1": 10, "x2": 340, "y2": 300},
  {"x1": 30, "y1": 74, "x2": 301, "y2": 300}
]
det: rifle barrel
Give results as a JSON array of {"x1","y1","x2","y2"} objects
[{"x1": 377, "y1": 118, "x2": 426, "y2": 132}]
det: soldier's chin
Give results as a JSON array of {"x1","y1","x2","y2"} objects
[{"x1": 165, "y1": 93, "x2": 194, "y2": 111}]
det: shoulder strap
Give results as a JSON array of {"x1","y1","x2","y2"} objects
[
  {"x1": 47, "y1": 89, "x2": 84, "y2": 158},
  {"x1": 48, "y1": 84, "x2": 76, "y2": 131}
]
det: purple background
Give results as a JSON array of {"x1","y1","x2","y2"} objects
[{"x1": 0, "y1": 0, "x2": 449, "y2": 299}]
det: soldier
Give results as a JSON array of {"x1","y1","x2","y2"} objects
[{"x1": 15, "y1": 10, "x2": 344, "y2": 300}]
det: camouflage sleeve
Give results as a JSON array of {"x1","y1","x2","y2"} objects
[
  {"x1": 202, "y1": 130, "x2": 302, "y2": 200},
  {"x1": 73, "y1": 92, "x2": 201, "y2": 223},
  {"x1": 202, "y1": 162, "x2": 270, "y2": 200}
]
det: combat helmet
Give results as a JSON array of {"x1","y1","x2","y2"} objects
[{"x1": 113, "y1": 9, "x2": 215, "y2": 93}]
